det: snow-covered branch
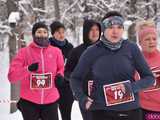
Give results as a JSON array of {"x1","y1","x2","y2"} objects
[
  {"x1": 61, "y1": 0, "x2": 79, "y2": 22},
  {"x1": 87, "y1": 3, "x2": 106, "y2": 13}
]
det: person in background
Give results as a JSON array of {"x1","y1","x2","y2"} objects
[
  {"x1": 70, "y1": 11, "x2": 155, "y2": 120},
  {"x1": 65, "y1": 19, "x2": 101, "y2": 120},
  {"x1": 136, "y1": 20, "x2": 160, "y2": 120},
  {"x1": 8, "y1": 22, "x2": 64, "y2": 120},
  {"x1": 49, "y1": 21, "x2": 74, "y2": 120}
]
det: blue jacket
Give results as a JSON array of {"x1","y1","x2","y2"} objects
[{"x1": 70, "y1": 40, "x2": 154, "y2": 111}]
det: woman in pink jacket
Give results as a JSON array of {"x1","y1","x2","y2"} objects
[
  {"x1": 8, "y1": 22, "x2": 64, "y2": 120},
  {"x1": 137, "y1": 20, "x2": 160, "y2": 120}
]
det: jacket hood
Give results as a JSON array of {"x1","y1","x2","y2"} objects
[{"x1": 83, "y1": 19, "x2": 101, "y2": 45}]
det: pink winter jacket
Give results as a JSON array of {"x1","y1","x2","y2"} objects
[{"x1": 8, "y1": 42, "x2": 64, "y2": 104}]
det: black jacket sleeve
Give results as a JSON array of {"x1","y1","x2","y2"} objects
[
  {"x1": 70, "y1": 48, "x2": 93, "y2": 106},
  {"x1": 65, "y1": 49, "x2": 79, "y2": 81}
]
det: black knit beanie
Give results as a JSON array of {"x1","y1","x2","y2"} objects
[
  {"x1": 50, "y1": 21, "x2": 65, "y2": 35},
  {"x1": 32, "y1": 22, "x2": 48, "y2": 36}
]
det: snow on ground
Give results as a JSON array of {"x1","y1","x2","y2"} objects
[{"x1": 0, "y1": 47, "x2": 10, "y2": 114}]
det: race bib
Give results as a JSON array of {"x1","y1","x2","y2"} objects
[
  {"x1": 144, "y1": 68, "x2": 160, "y2": 92},
  {"x1": 88, "y1": 80, "x2": 93, "y2": 96},
  {"x1": 103, "y1": 80, "x2": 135, "y2": 106},
  {"x1": 30, "y1": 73, "x2": 52, "y2": 89}
]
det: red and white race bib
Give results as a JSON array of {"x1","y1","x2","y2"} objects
[
  {"x1": 88, "y1": 80, "x2": 93, "y2": 96},
  {"x1": 103, "y1": 80, "x2": 135, "y2": 106},
  {"x1": 30, "y1": 73, "x2": 52, "y2": 89},
  {"x1": 144, "y1": 68, "x2": 160, "y2": 92}
]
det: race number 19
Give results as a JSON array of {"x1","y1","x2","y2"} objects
[
  {"x1": 114, "y1": 90, "x2": 123, "y2": 100},
  {"x1": 103, "y1": 80, "x2": 135, "y2": 106}
]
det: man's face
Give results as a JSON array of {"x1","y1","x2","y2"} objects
[
  {"x1": 88, "y1": 25, "x2": 100, "y2": 43},
  {"x1": 53, "y1": 28, "x2": 65, "y2": 41},
  {"x1": 104, "y1": 24, "x2": 124, "y2": 43}
]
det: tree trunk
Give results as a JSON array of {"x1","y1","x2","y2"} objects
[
  {"x1": 6, "y1": 0, "x2": 20, "y2": 113},
  {"x1": 128, "y1": 23, "x2": 137, "y2": 43},
  {"x1": 32, "y1": 0, "x2": 45, "y2": 9},
  {"x1": 130, "y1": 0, "x2": 137, "y2": 14},
  {"x1": 146, "y1": 0, "x2": 150, "y2": 19},
  {"x1": 54, "y1": 0, "x2": 60, "y2": 20},
  {"x1": 8, "y1": 30, "x2": 20, "y2": 113}
]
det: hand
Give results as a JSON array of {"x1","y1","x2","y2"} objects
[
  {"x1": 153, "y1": 73, "x2": 160, "y2": 78},
  {"x1": 85, "y1": 97, "x2": 93, "y2": 110},
  {"x1": 55, "y1": 74, "x2": 65, "y2": 88},
  {"x1": 116, "y1": 83, "x2": 126, "y2": 94},
  {"x1": 28, "y1": 62, "x2": 39, "y2": 72}
]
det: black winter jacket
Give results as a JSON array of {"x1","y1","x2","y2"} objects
[{"x1": 65, "y1": 19, "x2": 101, "y2": 94}]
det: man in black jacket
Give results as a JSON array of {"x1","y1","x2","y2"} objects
[
  {"x1": 49, "y1": 21, "x2": 73, "y2": 120},
  {"x1": 65, "y1": 19, "x2": 101, "y2": 120}
]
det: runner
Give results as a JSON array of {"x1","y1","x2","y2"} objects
[
  {"x1": 49, "y1": 21, "x2": 74, "y2": 120},
  {"x1": 65, "y1": 19, "x2": 101, "y2": 120},
  {"x1": 70, "y1": 11, "x2": 155, "y2": 120},
  {"x1": 137, "y1": 19, "x2": 160, "y2": 120},
  {"x1": 8, "y1": 22, "x2": 64, "y2": 120}
]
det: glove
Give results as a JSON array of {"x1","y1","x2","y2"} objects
[
  {"x1": 80, "y1": 96, "x2": 93, "y2": 110},
  {"x1": 123, "y1": 82, "x2": 133, "y2": 96},
  {"x1": 55, "y1": 74, "x2": 65, "y2": 88},
  {"x1": 28, "y1": 62, "x2": 39, "y2": 72}
]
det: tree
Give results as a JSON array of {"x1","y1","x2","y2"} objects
[
  {"x1": 6, "y1": 0, "x2": 20, "y2": 113},
  {"x1": 54, "y1": 0, "x2": 60, "y2": 20}
]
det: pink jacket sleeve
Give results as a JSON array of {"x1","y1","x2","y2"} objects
[
  {"x1": 56, "y1": 49, "x2": 64, "y2": 76},
  {"x1": 8, "y1": 48, "x2": 30, "y2": 83}
]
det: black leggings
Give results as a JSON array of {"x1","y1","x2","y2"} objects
[
  {"x1": 58, "y1": 83, "x2": 74, "y2": 120},
  {"x1": 17, "y1": 98, "x2": 59, "y2": 120},
  {"x1": 91, "y1": 108, "x2": 142, "y2": 120}
]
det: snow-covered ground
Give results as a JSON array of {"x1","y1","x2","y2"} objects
[
  {"x1": 0, "y1": 40, "x2": 82, "y2": 120},
  {"x1": 0, "y1": 46, "x2": 10, "y2": 114}
]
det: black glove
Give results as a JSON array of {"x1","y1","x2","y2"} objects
[
  {"x1": 28, "y1": 62, "x2": 39, "y2": 72},
  {"x1": 55, "y1": 74, "x2": 65, "y2": 88}
]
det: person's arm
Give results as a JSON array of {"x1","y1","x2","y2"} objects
[
  {"x1": 8, "y1": 48, "x2": 30, "y2": 83},
  {"x1": 70, "y1": 48, "x2": 93, "y2": 106},
  {"x1": 54, "y1": 49, "x2": 65, "y2": 88},
  {"x1": 56, "y1": 49, "x2": 64, "y2": 76},
  {"x1": 64, "y1": 49, "x2": 78, "y2": 81},
  {"x1": 129, "y1": 44, "x2": 155, "y2": 93}
]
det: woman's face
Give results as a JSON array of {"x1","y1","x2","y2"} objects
[
  {"x1": 104, "y1": 25, "x2": 124, "y2": 43},
  {"x1": 139, "y1": 34, "x2": 157, "y2": 53},
  {"x1": 35, "y1": 28, "x2": 48, "y2": 38}
]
